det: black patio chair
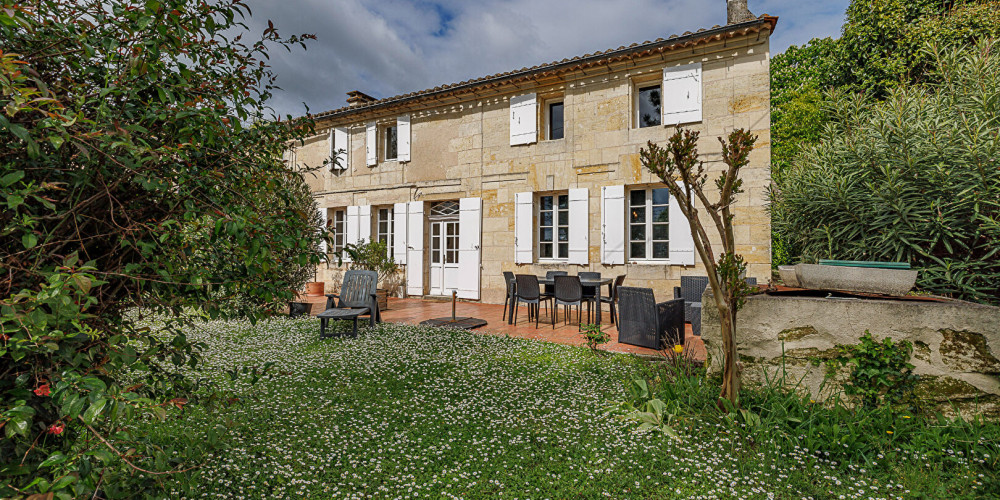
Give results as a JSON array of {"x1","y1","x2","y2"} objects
[
  {"x1": 541, "y1": 270, "x2": 567, "y2": 302},
  {"x1": 501, "y1": 271, "x2": 516, "y2": 323},
  {"x1": 674, "y1": 276, "x2": 757, "y2": 336},
  {"x1": 553, "y1": 275, "x2": 591, "y2": 329},
  {"x1": 578, "y1": 271, "x2": 602, "y2": 302},
  {"x1": 513, "y1": 274, "x2": 551, "y2": 328},
  {"x1": 617, "y1": 286, "x2": 684, "y2": 350},
  {"x1": 673, "y1": 276, "x2": 709, "y2": 336},
  {"x1": 599, "y1": 274, "x2": 627, "y2": 325},
  {"x1": 319, "y1": 269, "x2": 380, "y2": 338}
]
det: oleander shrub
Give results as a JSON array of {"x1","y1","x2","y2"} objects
[{"x1": 772, "y1": 42, "x2": 1000, "y2": 304}]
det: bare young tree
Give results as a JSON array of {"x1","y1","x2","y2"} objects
[{"x1": 640, "y1": 128, "x2": 757, "y2": 407}]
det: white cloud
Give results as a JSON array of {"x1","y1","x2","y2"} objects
[{"x1": 242, "y1": 0, "x2": 849, "y2": 117}]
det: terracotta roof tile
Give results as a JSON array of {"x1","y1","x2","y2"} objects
[{"x1": 313, "y1": 15, "x2": 777, "y2": 121}]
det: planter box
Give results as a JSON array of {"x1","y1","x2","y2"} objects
[
  {"x1": 305, "y1": 281, "x2": 325, "y2": 297},
  {"x1": 778, "y1": 265, "x2": 800, "y2": 287},
  {"x1": 795, "y1": 263, "x2": 917, "y2": 296},
  {"x1": 376, "y1": 289, "x2": 389, "y2": 311}
]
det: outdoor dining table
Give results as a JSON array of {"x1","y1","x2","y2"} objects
[{"x1": 508, "y1": 276, "x2": 613, "y2": 325}]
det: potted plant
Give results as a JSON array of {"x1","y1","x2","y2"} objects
[{"x1": 336, "y1": 239, "x2": 400, "y2": 310}]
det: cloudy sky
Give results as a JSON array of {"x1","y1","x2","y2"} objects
[{"x1": 242, "y1": 0, "x2": 850, "y2": 118}]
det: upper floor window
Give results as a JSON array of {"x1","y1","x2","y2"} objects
[
  {"x1": 384, "y1": 125, "x2": 398, "y2": 161},
  {"x1": 547, "y1": 101, "x2": 564, "y2": 140},
  {"x1": 376, "y1": 207, "x2": 394, "y2": 259},
  {"x1": 636, "y1": 84, "x2": 661, "y2": 128},
  {"x1": 538, "y1": 193, "x2": 569, "y2": 260},
  {"x1": 329, "y1": 208, "x2": 346, "y2": 254},
  {"x1": 628, "y1": 188, "x2": 670, "y2": 260}
]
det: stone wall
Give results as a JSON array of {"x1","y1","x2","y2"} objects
[
  {"x1": 292, "y1": 33, "x2": 772, "y2": 304},
  {"x1": 702, "y1": 293, "x2": 1000, "y2": 418}
]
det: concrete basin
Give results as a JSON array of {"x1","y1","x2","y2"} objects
[{"x1": 795, "y1": 263, "x2": 918, "y2": 296}]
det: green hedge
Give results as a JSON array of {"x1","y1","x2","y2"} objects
[{"x1": 771, "y1": 43, "x2": 1000, "y2": 304}]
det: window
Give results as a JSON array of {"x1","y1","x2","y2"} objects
[
  {"x1": 384, "y1": 124, "x2": 398, "y2": 161},
  {"x1": 376, "y1": 207, "x2": 394, "y2": 259},
  {"x1": 329, "y1": 208, "x2": 346, "y2": 254},
  {"x1": 636, "y1": 84, "x2": 661, "y2": 128},
  {"x1": 547, "y1": 101, "x2": 564, "y2": 140},
  {"x1": 628, "y1": 188, "x2": 670, "y2": 260},
  {"x1": 538, "y1": 193, "x2": 569, "y2": 260}
]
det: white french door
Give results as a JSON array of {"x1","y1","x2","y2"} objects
[{"x1": 429, "y1": 220, "x2": 460, "y2": 295}]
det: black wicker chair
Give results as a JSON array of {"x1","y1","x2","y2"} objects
[
  {"x1": 553, "y1": 275, "x2": 591, "y2": 329},
  {"x1": 319, "y1": 270, "x2": 379, "y2": 338},
  {"x1": 674, "y1": 276, "x2": 757, "y2": 336},
  {"x1": 541, "y1": 271, "x2": 567, "y2": 302},
  {"x1": 513, "y1": 274, "x2": 551, "y2": 328},
  {"x1": 578, "y1": 271, "x2": 602, "y2": 303},
  {"x1": 616, "y1": 286, "x2": 684, "y2": 349},
  {"x1": 599, "y1": 274, "x2": 627, "y2": 325},
  {"x1": 502, "y1": 271, "x2": 516, "y2": 323}
]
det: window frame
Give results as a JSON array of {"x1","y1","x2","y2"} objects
[
  {"x1": 634, "y1": 82, "x2": 662, "y2": 129},
  {"x1": 537, "y1": 192, "x2": 570, "y2": 261},
  {"x1": 383, "y1": 123, "x2": 398, "y2": 162},
  {"x1": 375, "y1": 206, "x2": 394, "y2": 260},
  {"x1": 545, "y1": 99, "x2": 565, "y2": 141},
  {"x1": 627, "y1": 187, "x2": 670, "y2": 262},
  {"x1": 329, "y1": 208, "x2": 346, "y2": 255}
]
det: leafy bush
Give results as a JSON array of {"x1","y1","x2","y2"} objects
[
  {"x1": 837, "y1": 331, "x2": 917, "y2": 408},
  {"x1": 772, "y1": 42, "x2": 1000, "y2": 304},
  {"x1": 579, "y1": 323, "x2": 610, "y2": 354},
  {"x1": 337, "y1": 239, "x2": 401, "y2": 296},
  {"x1": 0, "y1": 0, "x2": 321, "y2": 496}
]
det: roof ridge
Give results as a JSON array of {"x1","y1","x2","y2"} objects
[{"x1": 311, "y1": 14, "x2": 777, "y2": 121}]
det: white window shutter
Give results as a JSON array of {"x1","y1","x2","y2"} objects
[
  {"x1": 601, "y1": 185, "x2": 625, "y2": 265},
  {"x1": 406, "y1": 201, "x2": 424, "y2": 296},
  {"x1": 346, "y1": 205, "x2": 360, "y2": 248},
  {"x1": 397, "y1": 114, "x2": 411, "y2": 162},
  {"x1": 662, "y1": 62, "x2": 702, "y2": 125},
  {"x1": 358, "y1": 205, "x2": 372, "y2": 244},
  {"x1": 318, "y1": 206, "x2": 328, "y2": 254},
  {"x1": 568, "y1": 188, "x2": 589, "y2": 265},
  {"x1": 514, "y1": 192, "x2": 533, "y2": 264},
  {"x1": 669, "y1": 183, "x2": 696, "y2": 265},
  {"x1": 509, "y1": 93, "x2": 537, "y2": 146},
  {"x1": 333, "y1": 127, "x2": 350, "y2": 169},
  {"x1": 393, "y1": 202, "x2": 408, "y2": 265},
  {"x1": 365, "y1": 121, "x2": 377, "y2": 166},
  {"x1": 458, "y1": 197, "x2": 482, "y2": 299}
]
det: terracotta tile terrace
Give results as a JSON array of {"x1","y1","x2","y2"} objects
[{"x1": 296, "y1": 295, "x2": 707, "y2": 362}]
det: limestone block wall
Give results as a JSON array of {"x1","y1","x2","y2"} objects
[
  {"x1": 702, "y1": 294, "x2": 1000, "y2": 418},
  {"x1": 291, "y1": 34, "x2": 772, "y2": 304}
]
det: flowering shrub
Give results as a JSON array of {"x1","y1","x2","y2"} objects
[{"x1": 0, "y1": 1, "x2": 321, "y2": 497}]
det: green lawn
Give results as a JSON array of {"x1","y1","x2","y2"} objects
[{"x1": 141, "y1": 318, "x2": 993, "y2": 499}]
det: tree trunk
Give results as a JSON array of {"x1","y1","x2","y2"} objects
[{"x1": 717, "y1": 303, "x2": 741, "y2": 407}]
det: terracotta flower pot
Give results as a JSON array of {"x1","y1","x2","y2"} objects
[
  {"x1": 305, "y1": 281, "x2": 325, "y2": 297},
  {"x1": 376, "y1": 289, "x2": 389, "y2": 310}
]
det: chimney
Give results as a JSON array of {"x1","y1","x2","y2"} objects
[
  {"x1": 726, "y1": 0, "x2": 755, "y2": 24},
  {"x1": 346, "y1": 90, "x2": 377, "y2": 107}
]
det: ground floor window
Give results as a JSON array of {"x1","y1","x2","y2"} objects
[
  {"x1": 329, "y1": 208, "x2": 345, "y2": 254},
  {"x1": 628, "y1": 187, "x2": 669, "y2": 260},
  {"x1": 376, "y1": 206, "x2": 394, "y2": 259},
  {"x1": 538, "y1": 193, "x2": 568, "y2": 260}
]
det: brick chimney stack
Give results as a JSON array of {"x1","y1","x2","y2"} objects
[
  {"x1": 727, "y1": 0, "x2": 755, "y2": 24},
  {"x1": 346, "y1": 90, "x2": 377, "y2": 107}
]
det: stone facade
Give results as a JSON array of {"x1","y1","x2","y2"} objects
[
  {"x1": 289, "y1": 19, "x2": 775, "y2": 304},
  {"x1": 702, "y1": 294, "x2": 1000, "y2": 418}
]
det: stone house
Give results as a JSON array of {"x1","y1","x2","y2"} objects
[{"x1": 287, "y1": 11, "x2": 777, "y2": 305}]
